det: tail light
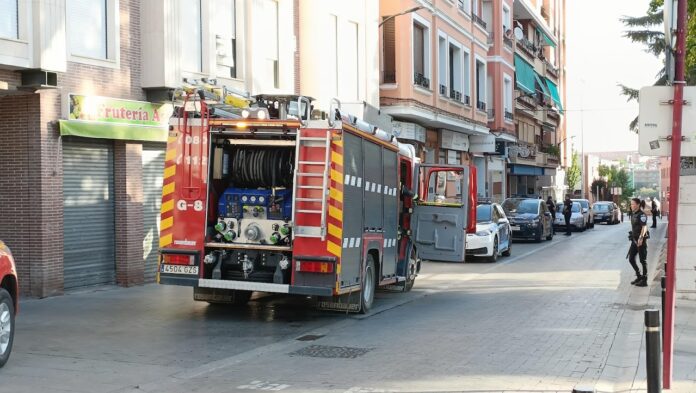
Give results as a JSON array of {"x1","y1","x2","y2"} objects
[
  {"x1": 162, "y1": 254, "x2": 195, "y2": 265},
  {"x1": 295, "y1": 260, "x2": 334, "y2": 273}
]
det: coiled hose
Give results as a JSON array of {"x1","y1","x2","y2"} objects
[{"x1": 228, "y1": 147, "x2": 294, "y2": 188}]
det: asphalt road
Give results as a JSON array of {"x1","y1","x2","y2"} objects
[{"x1": 0, "y1": 219, "x2": 663, "y2": 393}]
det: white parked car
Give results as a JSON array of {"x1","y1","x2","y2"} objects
[
  {"x1": 554, "y1": 202, "x2": 586, "y2": 231},
  {"x1": 466, "y1": 203, "x2": 512, "y2": 262}
]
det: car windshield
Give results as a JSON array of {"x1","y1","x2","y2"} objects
[
  {"x1": 503, "y1": 199, "x2": 539, "y2": 215},
  {"x1": 594, "y1": 204, "x2": 610, "y2": 212},
  {"x1": 558, "y1": 203, "x2": 580, "y2": 213},
  {"x1": 574, "y1": 200, "x2": 589, "y2": 208},
  {"x1": 476, "y1": 205, "x2": 493, "y2": 223}
]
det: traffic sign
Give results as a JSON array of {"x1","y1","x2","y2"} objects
[{"x1": 638, "y1": 86, "x2": 696, "y2": 156}]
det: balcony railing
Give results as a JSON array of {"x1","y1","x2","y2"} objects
[
  {"x1": 414, "y1": 73, "x2": 430, "y2": 89},
  {"x1": 516, "y1": 37, "x2": 538, "y2": 59},
  {"x1": 473, "y1": 14, "x2": 487, "y2": 29},
  {"x1": 504, "y1": 110, "x2": 514, "y2": 121},
  {"x1": 545, "y1": 60, "x2": 559, "y2": 78},
  {"x1": 503, "y1": 36, "x2": 513, "y2": 49},
  {"x1": 487, "y1": 108, "x2": 495, "y2": 120},
  {"x1": 382, "y1": 71, "x2": 396, "y2": 84},
  {"x1": 450, "y1": 88, "x2": 462, "y2": 102},
  {"x1": 439, "y1": 84, "x2": 447, "y2": 95},
  {"x1": 476, "y1": 100, "x2": 487, "y2": 112},
  {"x1": 463, "y1": 94, "x2": 471, "y2": 106}
]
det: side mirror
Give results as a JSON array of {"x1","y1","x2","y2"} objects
[{"x1": 497, "y1": 218, "x2": 507, "y2": 225}]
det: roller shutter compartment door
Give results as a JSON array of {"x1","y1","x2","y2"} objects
[
  {"x1": 63, "y1": 139, "x2": 116, "y2": 289},
  {"x1": 142, "y1": 144, "x2": 165, "y2": 282}
]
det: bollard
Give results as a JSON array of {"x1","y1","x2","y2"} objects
[
  {"x1": 661, "y1": 277, "x2": 666, "y2": 342},
  {"x1": 645, "y1": 309, "x2": 662, "y2": 393}
]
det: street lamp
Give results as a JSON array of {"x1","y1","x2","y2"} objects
[{"x1": 379, "y1": 6, "x2": 425, "y2": 27}]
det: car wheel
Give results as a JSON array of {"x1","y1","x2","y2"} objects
[
  {"x1": 359, "y1": 254, "x2": 376, "y2": 314},
  {"x1": 534, "y1": 229, "x2": 542, "y2": 243},
  {"x1": 502, "y1": 239, "x2": 512, "y2": 257},
  {"x1": 488, "y1": 237, "x2": 499, "y2": 263},
  {"x1": 0, "y1": 288, "x2": 15, "y2": 368}
]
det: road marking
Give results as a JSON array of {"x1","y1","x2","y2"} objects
[{"x1": 237, "y1": 381, "x2": 290, "y2": 391}]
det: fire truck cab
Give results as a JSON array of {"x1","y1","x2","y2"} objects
[{"x1": 158, "y1": 86, "x2": 475, "y2": 313}]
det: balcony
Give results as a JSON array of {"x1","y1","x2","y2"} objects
[
  {"x1": 457, "y1": 0, "x2": 470, "y2": 16},
  {"x1": 487, "y1": 108, "x2": 495, "y2": 120},
  {"x1": 503, "y1": 36, "x2": 513, "y2": 50},
  {"x1": 450, "y1": 88, "x2": 462, "y2": 102},
  {"x1": 473, "y1": 14, "x2": 487, "y2": 29},
  {"x1": 439, "y1": 84, "x2": 447, "y2": 95},
  {"x1": 463, "y1": 94, "x2": 471, "y2": 106},
  {"x1": 516, "y1": 37, "x2": 538, "y2": 60},
  {"x1": 382, "y1": 71, "x2": 396, "y2": 84},
  {"x1": 414, "y1": 73, "x2": 430, "y2": 89},
  {"x1": 545, "y1": 60, "x2": 559, "y2": 78},
  {"x1": 504, "y1": 110, "x2": 514, "y2": 121},
  {"x1": 476, "y1": 100, "x2": 487, "y2": 112}
]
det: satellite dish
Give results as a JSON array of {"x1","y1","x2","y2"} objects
[{"x1": 513, "y1": 27, "x2": 524, "y2": 40}]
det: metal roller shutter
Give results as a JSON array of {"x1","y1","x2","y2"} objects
[
  {"x1": 63, "y1": 139, "x2": 116, "y2": 289},
  {"x1": 142, "y1": 144, "x2": 165, "y2": 282}
]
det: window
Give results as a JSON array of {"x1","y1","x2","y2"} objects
[
  {"x1": 503, "y1": 74, "x2": 513, "y2": 120},
  {"x1": 215, "y1": 0, "x2": 237, "y2": 78},
  {"x1": 463, "y1": 50, "x2": 471, "y2": 103},
  {"x1": 412, "y1": 19, "x2": 430, "y2": 89},
  {"x1": 382, "y1": 18, "x2": 396, "y2": 83},
  {"x1": 438, "y1": 36, "x2": 447, "y2": 94},
  {"x1": 502, "y1": 5, "x2": 511, "y2": 33},
  {"x1": 0, "y1": 0, "x2": 18, "y2": 39},
  {"x1": 265, "y1": 0, "x2": 280, "y2": 88},
  {"x1": 180, "y1": 0, "x2": 202, "y2": 72},
  {"x1": 458, "y1": 0, "x2": 472, "y2": 15},
  {"x1": 340, "y1": 21, "x2": 359, "y2": 100},
  {"x1": 67, "y1": 0, "x2": 108, "y2": 59},
  {"x1": 448, "y1": 42, "x2": 462, "y2": 101},
  {"x1": 475, "y1": 58, "x2": 487, "y2": 111}
]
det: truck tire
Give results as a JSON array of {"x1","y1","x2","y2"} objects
[
  {"x1": 0, "y1": 288, "x2": 15, "y2": 368},
  {"x1": 403, "y1": 251, "x2": 418, "y2": 292},
  {"x1": 359, "y1": 254, "x2": 376, "y2": 314}
]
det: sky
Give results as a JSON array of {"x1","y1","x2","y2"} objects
[{"x1": 565, "y1": 0, "x2": 664, "y2": 153}]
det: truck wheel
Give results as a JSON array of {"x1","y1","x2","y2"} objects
[
  {"x1": 359, "y1": 254, "x2": 376, "y2": 314},
  {"x1": 0, "y1": 288, "x2": 15, "y2": 368},
  {"x1": 403, "y1": 252, "x2": 418, "y2": 292}
]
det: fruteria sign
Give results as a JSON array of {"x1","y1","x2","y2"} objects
[{"x1": 59, "y1": 94, "x2": 174, "y2": 142}]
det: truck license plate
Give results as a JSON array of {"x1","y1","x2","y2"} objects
[{"x1": 160, "y1": 264, "x2": 199, "y2": 275}]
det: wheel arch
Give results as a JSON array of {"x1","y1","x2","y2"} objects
[{"x1": 1, "y1": 274, "x2": 18, "y2": 312}]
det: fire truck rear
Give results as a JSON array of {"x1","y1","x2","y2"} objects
[{"x1": 157, "y1": 85, "x2": 477, "y2": 313}]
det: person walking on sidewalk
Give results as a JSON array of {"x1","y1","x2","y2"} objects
[
  {"x1": 628, "y1": 198, "x2": 649, "y2": 287},
  {"x1": 650, "y1": 198, "x2": 658, "y2": 228},
  {"x1": 563, "y1": 195, "x2": 572, "y2": 236},
  {"x1": 546, "y1": 196, "x2": 556, "y2": 235}
]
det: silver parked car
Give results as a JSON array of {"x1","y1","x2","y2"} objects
[{"x1": 572, "y1": 199, "x2": 594, "y2": 229}]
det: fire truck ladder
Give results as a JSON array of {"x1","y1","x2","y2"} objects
[{"x1": 292, "y1": 129, "x2": 332, "y2": 241}]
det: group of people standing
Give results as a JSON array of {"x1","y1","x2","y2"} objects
[{"x1": 543, "y1": 195, "x2": 575, "y2": 236}]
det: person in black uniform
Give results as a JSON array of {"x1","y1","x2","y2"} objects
[
  {"x1": 628, "y1": 198, "x2": 649, "y2": 287},
  {"x1": 650, "y1": 198, "x2": 658, "y2": 228},
  {"x1": 563, "y1": 195, "x2": 573, "y2": 236},
  {"x1": 546, "y1": 196, "x2": 556, "y2": 235}
]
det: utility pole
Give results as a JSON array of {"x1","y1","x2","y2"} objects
[{"x1": 663, "y1": 0, "x2": 687, "y2": 388}]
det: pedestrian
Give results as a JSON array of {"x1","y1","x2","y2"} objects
[
  {"x1": 563, "y1": 195, "x2": 572, "y2": 236},
  {"x1": 650, "y1": 198, "x2": 658, "y2": 228},
  {"x1": 546, "y1": 196, "x2": 556, "y2": 234},
  {"x1": 628, "y1": 198, "x2": 649, "y2": 287}
]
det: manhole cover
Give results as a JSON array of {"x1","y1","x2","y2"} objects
[
  {"x1": 290, "y1": 345, "x2": 372, "y2": 359},
  {"x1": 296, "y1": 334, "x2": 325, "y2": 341}
]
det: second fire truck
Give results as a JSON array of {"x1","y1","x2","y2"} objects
[{"x1": 158, "y1": 86, "x2": 477, "y2": 313}]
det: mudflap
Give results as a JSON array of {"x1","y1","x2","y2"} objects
[{"x1": 316, "y1": 292, "x2": 362, "y2": 313}]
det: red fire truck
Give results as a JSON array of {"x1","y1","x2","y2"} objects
[{"x1": 158, "y1": 86, "x2": 476, "y2": 313}]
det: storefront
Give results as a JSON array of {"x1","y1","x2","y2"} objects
[{"x1": 59, "y1": 95, "x2": 172, "y2": 288}]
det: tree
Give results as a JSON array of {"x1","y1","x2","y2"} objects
[
  {"x1": 592, "y1": 179, "x2": 609, "y2": 200},
  {"x1": 620, "y1": 0, "x2": 696, "y2": 131},
  {"x1": 637, "y1": 187, "x2": 660, "y2": 199},
  {"x1": 614, "y1": 169, "x2": 635, "y2": 210},
  {"x1": 598, "y1": 164, "x2": 614, "y2": 181},
  {"x1": 565, "y1": 152, "x2": 581, "y2": 192}
]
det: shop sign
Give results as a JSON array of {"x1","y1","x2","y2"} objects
[
  {"x1": 393, "y1": 121, "x2": 426, "y2": 143},
  {"x1": 440, "y1": 130, "x2": 469, "y2": 151},
  {"x1": 469, "y1": 134, "x2": 496, "y2": 153},
  {"x1": 59, "y1": 94, "x2": 174, "y2": 142}
]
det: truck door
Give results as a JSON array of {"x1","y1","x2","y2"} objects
[{"x1": 411, "y1": 165, "x2": 470, "y2": 262}]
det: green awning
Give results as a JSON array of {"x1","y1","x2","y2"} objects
[
  {"x1": 534, "y1": 72, "x2": 550, "y2": 97},
  {"x1": 59, "y1": 120, "x2": 168, "y2": 142},
  {"x1": 536, "y1": 27, "x2": 556, "y2": 47},
  {"x1": 544, "y1": 78, "x2": 563, "y2": 112},
  {"x1": 514, "y1": 54, "x2": 536, "y2": 95}
]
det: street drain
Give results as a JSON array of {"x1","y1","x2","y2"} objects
[
  {"x1": 296, "y1": 334, "x2": 325, "y2": 341},
  {"x1": 290, "y1": 345, "x2": 372, "y2": 359}
]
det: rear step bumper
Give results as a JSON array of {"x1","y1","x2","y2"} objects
[{"x1": 198, "y1": 278, "x2": 333, "y2": 297}]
